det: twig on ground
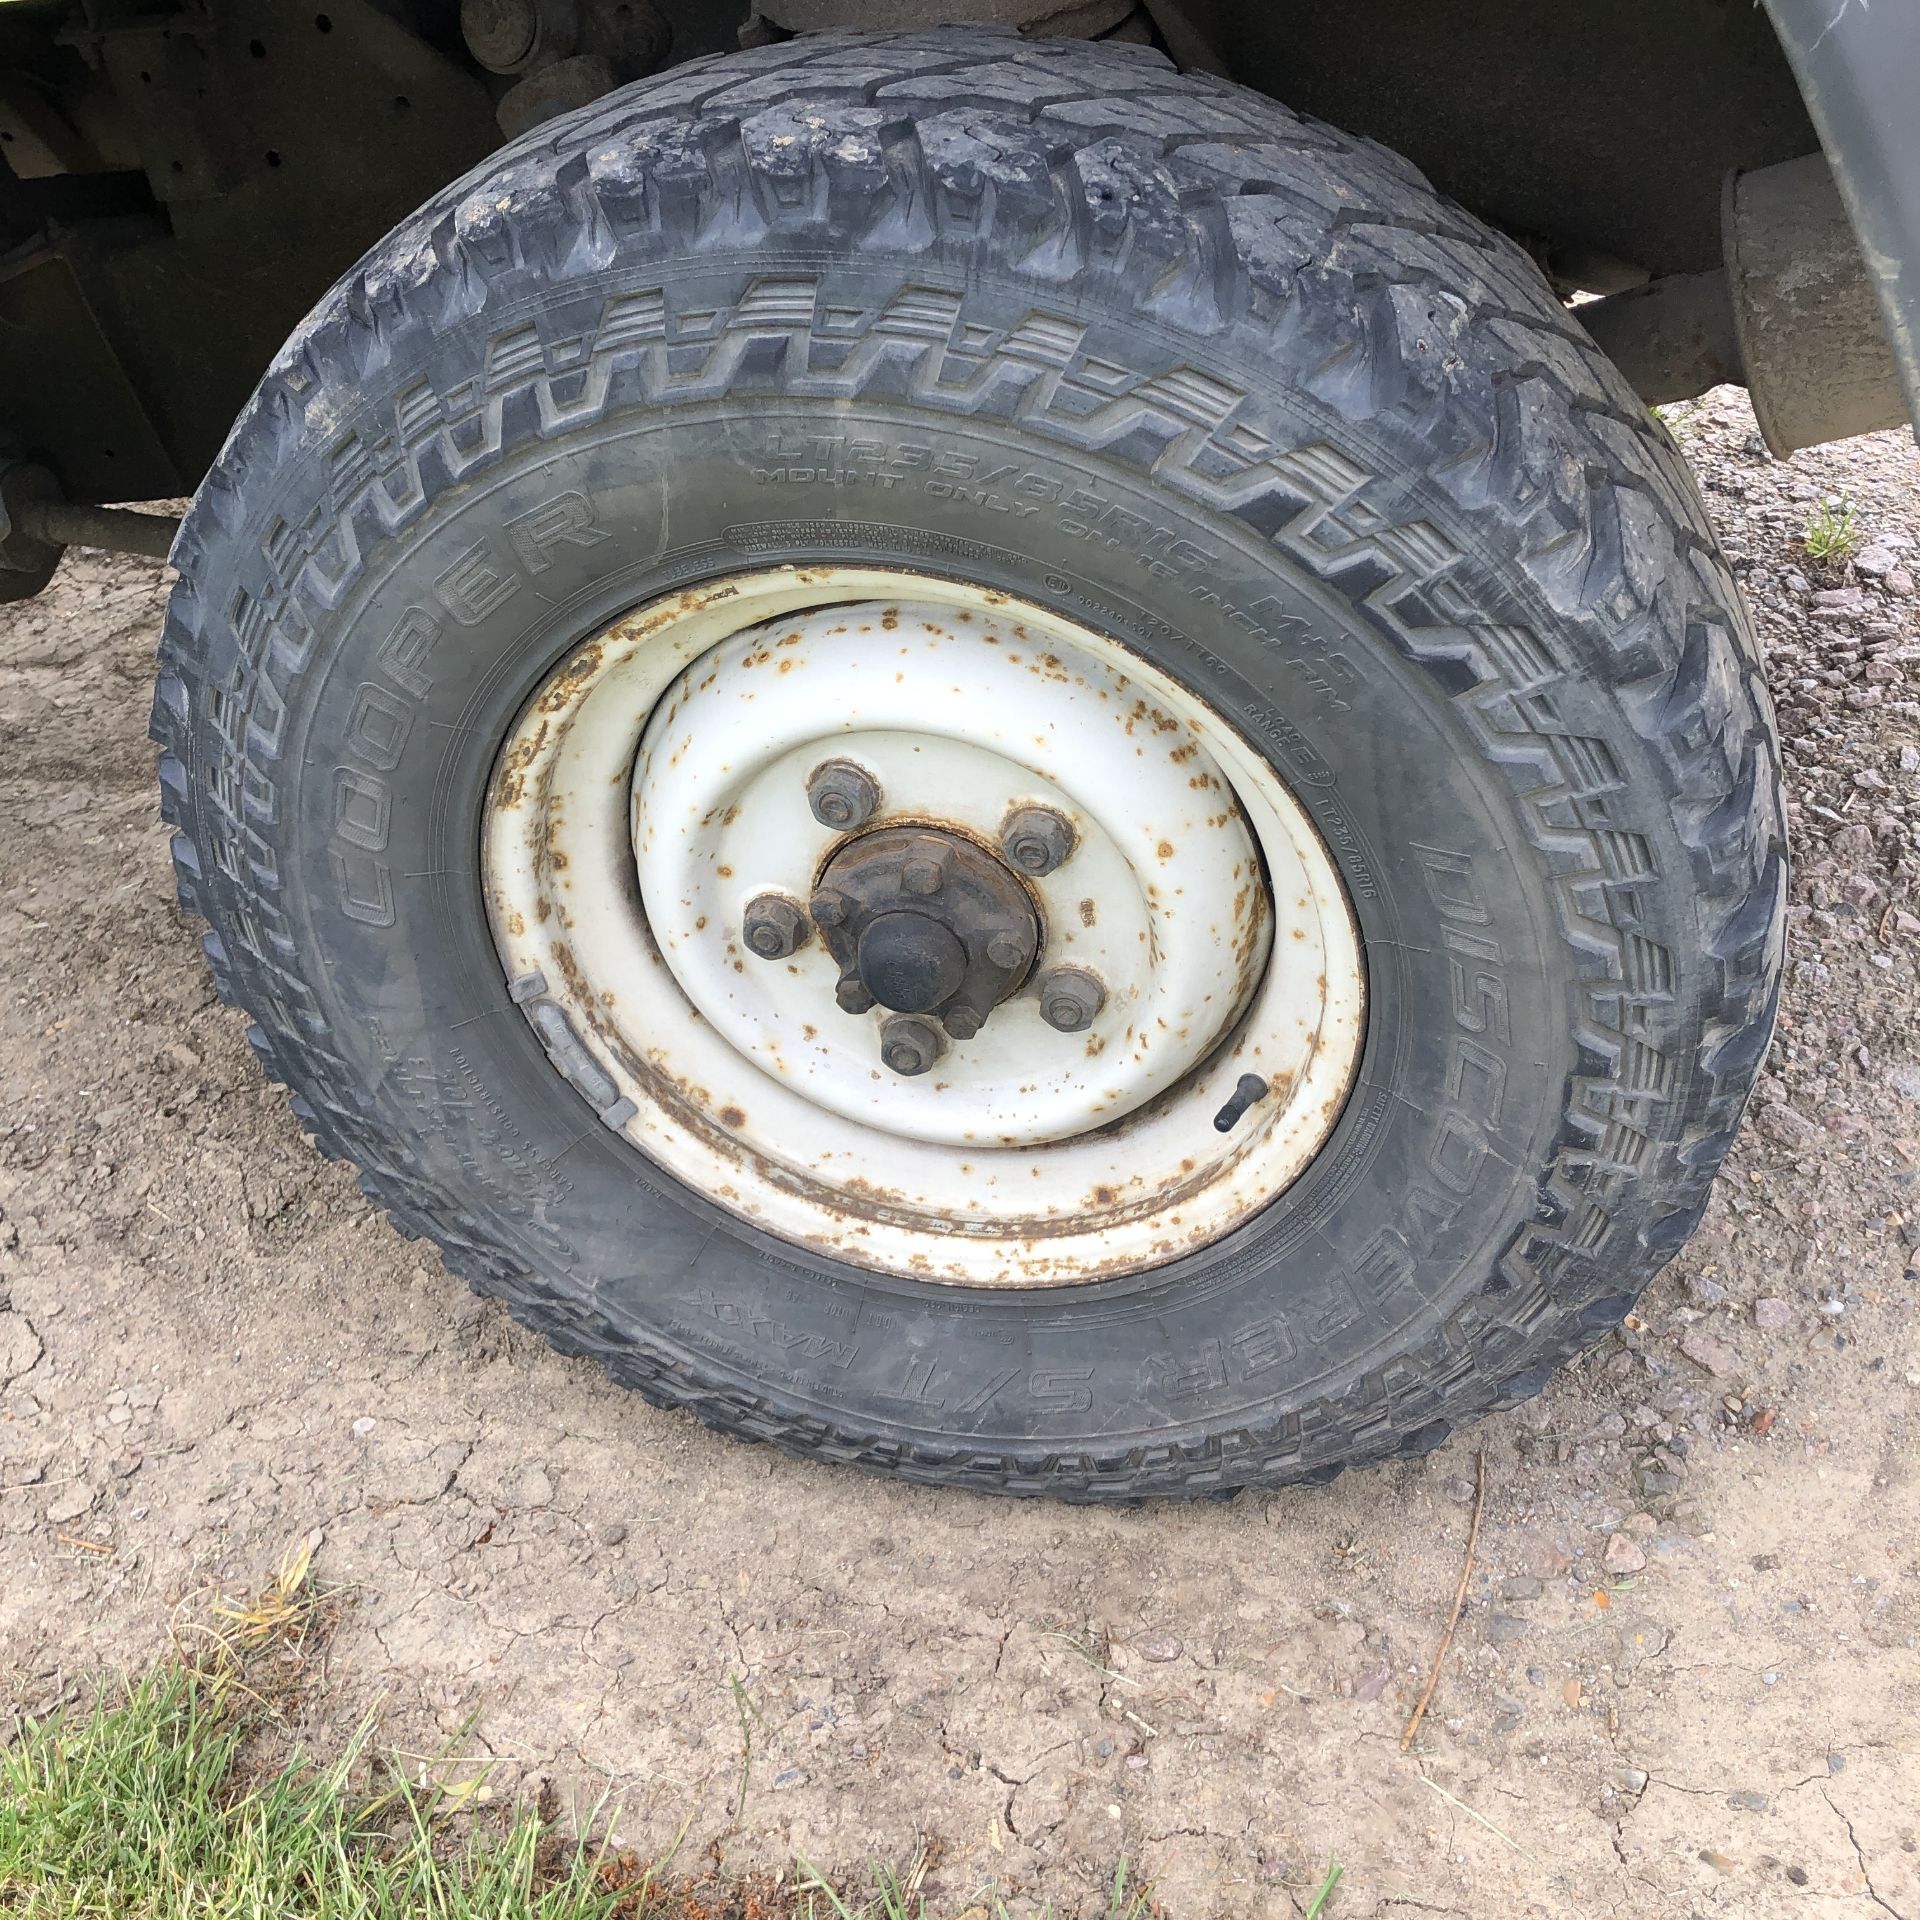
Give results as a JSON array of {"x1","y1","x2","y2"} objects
[
  {"x1": 1413, "y1": 1772, "x2": 1541, "y2": 1864},
  {"x1": 1400, "y1": 1448, "x2": 1485, "y2": 1752},
  {"x1": 727, "y1": 1673, "x2": 769, "y2": 1821}
]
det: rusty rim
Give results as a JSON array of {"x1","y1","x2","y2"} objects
[{"x1": 482, "y1": 567, "x2": 1365, "y2": 1286}]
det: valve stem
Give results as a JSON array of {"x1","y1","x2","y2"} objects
[{"x1": 1212, "y1": 1074, "x2": 1270, "y2": 1133}]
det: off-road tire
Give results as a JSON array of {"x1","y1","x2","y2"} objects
[{"x1": 152, "y1": 29, "x2": 1785, "y2": 1500}]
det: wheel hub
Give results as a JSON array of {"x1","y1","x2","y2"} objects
[{"x1": 811, "y1": 826, "x2": 1038, "y2": 1051}]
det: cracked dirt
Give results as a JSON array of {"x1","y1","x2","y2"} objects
[{"x1": 3, "y1": 391, "x2": 1919, "y2": 1917}]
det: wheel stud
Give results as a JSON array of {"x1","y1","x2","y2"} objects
[
  {"x1": 807, "y1": 759, "x2": 880, "y2": 831},
  {"x1": 741, "y1": 892, "x2": 808, "y2": 960},
  {"x1": 835, "y1": 973, "x2": 876, "y2": 1015},
  {"x1": 1037, "y1": 966, "x2": 1105, "y2": 1033},
  {"x1": 880, "y1": 1013, "x2": 942, "y2": 1077},
  {"x1": 1001, "y1": 804, "x2": 1075, "y2": 876}
]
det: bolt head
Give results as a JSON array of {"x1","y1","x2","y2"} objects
[
  {"x1": 985, "y1": 931, "x2": 1027, "y2": 972},
  {"x1": 879, "y1": 1014, "x2": 942, "y2": 1077},
  {"x1": 807, "y1": 759, "x2": 881, "y2": 832},
  {"x1": 943, "y1": 1004, "x2": 984, "y2": 1041},
  {"x1": 810, "y1": 888, "x2": 849, "y2": 928},
  {"x1": 902, "y1": 857, "x2": 942, "y2": 895},
  {"x1": 836, "y1": 974, "x2": 876, "y2": 1015},
  {"x1": 1001, "y1": 804, "x2": 1076, "y2": 877},
  {"x1": 1038, "y1": 966, "x2": 1106, "y2": 1034},
  {"x1": 742, "y1": 893, "x2": 807, "y2": 960}
]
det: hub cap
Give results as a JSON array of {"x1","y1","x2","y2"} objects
[
  {"x1": 483, "y1": 568, "x2": 1365, "y2": 1286},
  {"x1": 811, "y1": 825, "x2": 1038, "y2": 1050}
]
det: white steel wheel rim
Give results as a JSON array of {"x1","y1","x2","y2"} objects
[{"x1": 483, "y1": 567, "x2": 1365, "y2": 1287}]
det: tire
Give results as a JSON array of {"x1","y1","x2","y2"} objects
[{"x1": 152, "y1": 29, "x2": 1785, "y2": 1501}]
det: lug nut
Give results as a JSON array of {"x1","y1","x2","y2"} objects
[
  {"x1": 880, "y1": 1013, "x2": 942, "y2": 1077},
  {"x1": 836, "y1": 974, "x2": 876, "y2": 1015},
  {"x1": 742, "y1": 892, "x2": 808, "y2": 960},
  {"x1": 943, "y1": 1004, "x2": 984, "y2": 1041},
  {"x1": 1037, "y1": 966, "x2": 1106, "y2": 1033},
  {"x1": 1001, "y1": 804, "x2": 1076, "y2": 876},
  {"x1": 807, "y1": 759, "x2": 881, "y2": 831}
]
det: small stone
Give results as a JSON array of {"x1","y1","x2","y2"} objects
[
  {"x1": 1603, "y1": 1533, "x2": 1648, "y2": 1575},
  {"x1": 599, "y1": 1522, "x2": 629, "y2": 1546},
  {"x1": 44, "y1": 1483, "x2": 95, "y2": 1525},
  {"x1": 1753, "y1": 1103, "x2": 1818, "y2": 1150},
  {"x1": 1854, "y1": 546, "x2": 1897, "y2": 580},
  {"x1": 1133, "y1": 1630, "x2": 1183, "y2": 1663},
  {"x1": 1498, "y1": 1576, "x2": 1544, "y2": 1601},
  {"x1": 1753, "y1": 1297, "x2": 1792, "y2": 1330},
  {"x1": 351, "y1": 1416, "x2": 376, "y2": 1438},
  {"x1": 1886, "y1": 568, "x2": 1916, "y2": 597},
  {"x1": 1485, "y1": 1613, "x2": 1531, "y2": 1646},
  {"x1": 771, "y1": 1768, "x2": 808, "y2": 1790},
  {"x1": 1519, "y1": 1526, "x2": 1575, "y2": 1579},
  {"x1": 1679, "y1": 1328, "x2": 1742, "y2": 1378},
  {"x1": 1684, "y1": 1273, "x2": 1728, "y2": 1310},
  {"x1": 1608, "y1": 1765, "x2": 1650, "y2": 1795},
  {"x1": 1353, "y1": 1660, "x2": 1391, "y2": 1703},
  {"x1": 1442, "y1": 1476, "x2": 1476, "y2": 1506},
  {"x1": 1727, "y1": 1788, "x2": 1769, "y2": 1812}
]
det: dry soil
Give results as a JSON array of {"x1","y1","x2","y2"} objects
[{"x1": 2, "y1": 389, "x2": 1919, "y2": 1919}]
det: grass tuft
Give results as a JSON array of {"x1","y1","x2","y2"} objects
[
  {"x1": 1802, "y1": 497, "x2": 1859, "y2": 568},
  {"x1": 0, "y1": 1664, "x2": 628, "y2": 1919}
]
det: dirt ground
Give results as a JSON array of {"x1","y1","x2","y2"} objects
[{"x1": 3, "y1": 389, "x2": 1919, "y2": 1920}]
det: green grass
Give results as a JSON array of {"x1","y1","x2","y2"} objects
[
  {"x1": 1302, "y1": 1858, "x2": 1344, "y2": 1918},
  {"x1": 0, "y1": 1665, "x2": 635, "y2": 1919},
  {"x1": 0, "y1": 1661, "x2": 1161, "y2": 1919},
  {"x1": 1803, "y1": 497, "x2": 1860, "y2": 565}
]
